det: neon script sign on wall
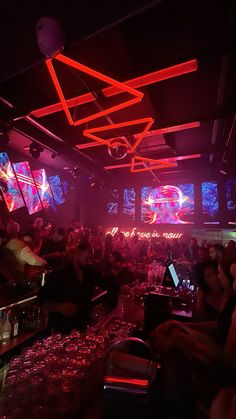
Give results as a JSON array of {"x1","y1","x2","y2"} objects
[{"x1": 106, "y1": 227, "x2": 183, "y2": 240}]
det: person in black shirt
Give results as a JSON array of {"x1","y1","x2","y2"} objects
[
  {"x1": 108, "y1": 251, "x2": 134, "y2": 287},
  {"x1": 39, "y1": 242, "x2": 116, "y2": 332}
]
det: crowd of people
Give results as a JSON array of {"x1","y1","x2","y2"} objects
[{"x1": 1, "y1": 215, "x2": 236, "y2": 417}]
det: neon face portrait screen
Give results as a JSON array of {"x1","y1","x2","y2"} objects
[
  {"x1": 33, "y1": 169, "x2": 56, "y2": 210},
  {"x1": 49, "y1": 175, "x2": 65, "y2": 206},
  {"x1": 123, "y1": 188, "x2": 135, "y2": 221},
  {"x1": 141, "y1": 184, "x2": 194, "y2": 224},
  {"x1": 0, "y1": 152, "x2": 25, "y2": 212},
  {"x1": 13, "y1": 161, "x2": 42, "y2": 215}
]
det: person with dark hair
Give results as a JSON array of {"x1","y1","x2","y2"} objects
[
  {"x1": 210, "y1": 244, "x2": 226, "y2": 263},
  {"x1": 113, "y1": 232, "x2": 129, "y2": 259},
  {"x1": 184, "y1": 237, "x2": 200, "y2": 263},
  {"x1": 108, "y1": 251, "x2": 133, "y2": 286},
  {"x1": 128, "y1": 234, "x2": 141, "y2": 260},
  {"x1": 194, "y1": 261, "x2": 222, "y2": 321},
  {"x1": 226, "y1": 240, "x2": 236, "y2": 260},
  {"x1": 197, "y1": 245, "x2": 209, "y2": 263},
  {"x1": 151, "y1": 258, "x2": 236, "y2": 417},
  {"x1": 39, "y1": 242, "x2": 115, "y2": 332},
  {"x1": 103, "y1": 233, "x2": 113, "y2": 260}
]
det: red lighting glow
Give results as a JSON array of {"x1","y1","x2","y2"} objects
[
  {"x1": 83, "y1": 117, "x2": 154, "y2": 152},
  {"x1": 76, "y1": 121, "x2": 200, "y2": 150},
  {"x1": 31, "y1": 59, "x2": 198, "y2": 119},
  {"x1": 131, "y1": 156, "x2": 177, "y2": 173},
  {"x1": 102, "y1": 59, "x2": 198, "y2": 97},
  {"x1": 31, "y1": 93, "x2": 96, "y2": 118},
  {"x1": 106, "y1": 227, "x2": 183, "y2": 240},
  {"x1": 104, "y1": 154, "x2": 201, "y2": 171},
  {"x1": 104, "y1": 376, "x2": 149, "y2": 388},
  {"x1": 46, "y1": 53, "x2": 143, "y2": 126},
  {"x1": 133, "y1": 121, "x2": 200, "y2": 138}
]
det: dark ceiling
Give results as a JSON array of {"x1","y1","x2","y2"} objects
[{"x1": 1, "y1": 0, "x2": 236, "y2": 185}]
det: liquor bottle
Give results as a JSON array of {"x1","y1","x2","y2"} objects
[
  {"x1": 0, "y1": 311, "x2": 3, "y2": 343},
  {"x1": 11, "y1": 314, "x2": 19, "y2": 338},
  {"x1": 2, "y1": 312, "x2": 11, "y2": 344},
  {"x1": 21, "y1": 310, "x2": 27, "y2": 331},
  {"x1": 36, "y1": 307, "x2": 41, "y2": 328}
]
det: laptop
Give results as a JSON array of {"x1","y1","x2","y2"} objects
[{"x1": 167, "y1": 263, "x2": 180, "y2": 288}]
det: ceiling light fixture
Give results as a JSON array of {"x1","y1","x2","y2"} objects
[
  {"x1": 107, "y1": 138, "x2": 129, "y2": 160},
  {"x1": 29, "y1": 142, "x2": 43, "y2": 159}
]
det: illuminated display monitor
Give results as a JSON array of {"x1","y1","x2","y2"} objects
[
  {"x1": 123, "y1": 188, "x2": 135, "y2": 221},
  {"x1": 32, "y1": 169, "x2": 56, "y2": 211},
  {"x1": 201, "y1": 181, "x2": 219, "y2": 222},
  {"x1": 49, "y1": 175, "x2": 65, "y2": 206},
  {"x1": 107, "y1": 189, "x2": 118, "y2": 215},
  {"x1": 13, "y1": 161, "x2": 42, "y2": 215},
  {"x1": 0, "y1": 152, "x2": 25, "y2": 212},
  {"x1": 226, "y1": 179, "x2": 236, "y2": 212},
  {"x1": 141, "y1": 183, "x2": 194, "y2": 224}
]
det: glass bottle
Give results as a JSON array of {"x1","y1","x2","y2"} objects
[
  {"x1": 2, "y1": 311, "x2": 12, "y2": 344},
  {"x1": 11, "y1": 313, "x2": 19, "y2": 338},
  {"x1": 0, "y1": 311, "x2": 3, "y2": 342}
]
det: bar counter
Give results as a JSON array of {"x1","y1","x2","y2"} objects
[{"x1": 1, "y1": 309, "x2": 136, "y2": 419}]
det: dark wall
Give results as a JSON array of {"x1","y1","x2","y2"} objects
[{"x1": 78, "y1": 176, "x2": 107, "y2": 228}]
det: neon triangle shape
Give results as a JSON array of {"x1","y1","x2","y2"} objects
[
  {"x1": 131, "y1": 156, "x2": 177, "y2": 173},
  {"x1": 83, "y1": 117, "x2": 154, "y2": 153},
  {"x1": 46, "y1": 53, "x2": 143, "y2": 126}
]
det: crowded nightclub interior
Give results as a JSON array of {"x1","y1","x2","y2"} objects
[{"x1": 0, "y1": 1, "x2": 236, "y2": 418}]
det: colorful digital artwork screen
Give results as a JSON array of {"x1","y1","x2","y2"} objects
[
  {"x1": 201, "y1": 181, "x2": 219, "y2": 222},
  {"x1": 123, "y1": 188, "x2": 135, "y2": 221},
  {"x1": 49, "y1": 175, "x2": 65, "y2": 206},
  {"x1": 226, "y1": 179, "x2": 236, "y2": 212},
  {"x1": 141, "y1": 184, "x2": 194, "y2": 224},
  {"x1": 107, "y1": 189, "x2": 118, "y2": 215},
  {"x1": 32, "y1": 169, "x2": 56, "y2": 211},
  {"x1": 0, "y1": 152, "x2": 25, "y2": 212},
  {"x1": 13, "y1": 161, "x2": 42, "y2": 215}
]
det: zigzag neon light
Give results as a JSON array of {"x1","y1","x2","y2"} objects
[
  {"x1": 83, "y1": 117, "x2": 154, "y2": 153},
  {"x1": 46, "y1": 53, "x2": 143, "y2": 126}
]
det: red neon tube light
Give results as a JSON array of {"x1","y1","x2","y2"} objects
[
  {"x1": 104, "y1": 154, "x2": 202, "y2": 171},
  {"x1": 102, "y1": 59, "x2": 198, "y2": 97},
  {"x1": 31, "y1": 93, "x2": 96, "y2": 118},
  {"x1": 83, "y1": 117, "x2": 154, "y2": 152},
  {"x1": 131, "y1": 156, "x2": 176, "y2": 173},
  {"x1": 134, "y1": 121, "x2": 200, "y2": 138},
  {"x1": 32, "y1": 59, "x2": 198, "y2": 119},
  {"x1": 77, "y1": 121, "x2": 200, "y2": 150},
  {"x1": 104, "y1": 376, "x2": 149, "y2": 388},
  {"x1": 46, "y1": 53, "x2": 143, "y2": 126}
]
